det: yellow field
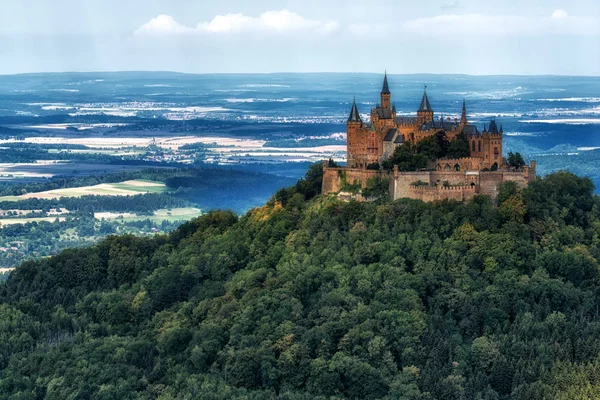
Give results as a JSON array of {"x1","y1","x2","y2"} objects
[{"x1": 0, "y1": 180, "x2": 168, "y2": 201}]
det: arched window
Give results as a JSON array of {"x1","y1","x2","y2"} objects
[
  {"x1": 472, "y1": 141, "x2": 476, "y2": 152},
  {"x1": 454, "y1": 164, "x2": 461, "y2": 171},
  {"x1": 436, "y1": 164, "x2": 442, "y2": 171},
  {"x1": 478, "y1": 141, "x2": 481, "y2": 152},
  {"x1": 444, "y1": 164, "x2": 451, "y2": 171}
]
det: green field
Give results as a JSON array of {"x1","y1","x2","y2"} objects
[{"x1": 0, "y1": 217, "x2": 66, "y2": 226}]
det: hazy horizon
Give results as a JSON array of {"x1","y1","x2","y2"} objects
[
  {"x1": 2, "y1": 71, "x2": 600, "y2": 78},
  {"x1": 1, "y1": 0, "x2": 599, "y2": 76}
]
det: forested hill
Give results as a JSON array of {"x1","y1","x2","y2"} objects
[{"x1": 1, "y1": 165, "x2": 600, "y2": 399}]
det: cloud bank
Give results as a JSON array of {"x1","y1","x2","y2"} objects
[
  {"x1": 401, "y1": 9, "x2": 599, "y2": 36},
  {"x1": 135, "y1": 10, "x2": 339, "y2": 36}
]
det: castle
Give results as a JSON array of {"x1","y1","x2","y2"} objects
[{"x1": 322, "y1": 73, "x2": 536, "y2": 202}]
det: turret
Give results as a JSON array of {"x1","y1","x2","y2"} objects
[
  {"x1": 488, "y1": 119, "x2": 499, "y2": 134},
  {"x1": 347, "y1": 97, "x2": 362, "y2": 126},
  {"x1": 481, "y1": 119, "x2": 503, "y2": 168},
  {"x1": 346, "y1": 98, "x2": 363, "y2": 167},
  {"x1": 417, "y1": 85, "x2": 434, "y2": 123},
  {"x1": 381, "y1": 71, "x2": 391, "y2": 110},
  {"x1": 460, "y1": 99, "x2": 467, "y2": 125}
]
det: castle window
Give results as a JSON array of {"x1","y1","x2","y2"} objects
[
  {"x1": 478, "y1": 141, "x2": 481, "y2": 152},
  {"x1": 494, "y1": 147, "x2": 499, "y2": 155},
  {"x1": 454, "y1": 164, "x2": 461, "y2": 171},
  {"x1": 472, "y1": 141, "x2": 476, "y2": 152},
  {"x1": 444, "y1": 164, "x2": 451, "y2": 171}
]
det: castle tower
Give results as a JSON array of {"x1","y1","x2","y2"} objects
[
  {"x1": 381, "y1": 71, "x2": 391, "y2": 110},
  {"x1": 460, "y1": 99, "x2": 467, "y2": 125},
  {"x1": 346, "y1": 98, "x2": 363, "y2": 167},
  {"x1": 481, "y1": 119, "x2": 503, "y2": 168},
  {"x1": 417, "y1": 86, "x2": 434, "y2": 124}
]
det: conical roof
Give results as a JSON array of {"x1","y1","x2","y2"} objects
[
  {"x1": 381, "y1": 71, "x2": 390, "y2": 95},
  {"x1": 488, "y1": 119, "x2": 499, "y2": 134},
  {"x1": 347, "y1": 98, "x2": 362, "y2": 123},
  {"x1": 418, "y1": 87, "x2": 432, "y2": 112}
]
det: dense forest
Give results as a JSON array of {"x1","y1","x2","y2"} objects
[{"x1": 1, "y1": 164, "x2": 600, "y2": 399}]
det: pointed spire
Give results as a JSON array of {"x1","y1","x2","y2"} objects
[
  {"x1": 461, "y1": 99, "x2": 467, "y2": 124},
  {"x1": 347, "y1": 97, "x2": 362, "y2": 123},
  {"x1": 381, "y1": 70, "x2": 390, "y2": 95},
  {"x1": 488, "y1": 119, "x2": 499, "y2": 134},
  {"x1": 499, "y1": 124, "x2": 503, "y2": 132},
  {"x1": 418, "y1": 85, "x2": 432, "y2": 112},
  {"x1": 392, "y1": 103, "x2": 396, "y2": 113}
]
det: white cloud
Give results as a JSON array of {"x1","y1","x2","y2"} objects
[
  {"x1": 401, "y1": 10, "x2": 599, "y2": 36},
  {"x1": 135, "y1": 10, "x2": 338, "y2": 36},
  {"x1": 551, "y1": 9, "x2": 569, "y2": 19},
  {"x1": 135, "y1": 15, "x2": 194, "y2": 36}
]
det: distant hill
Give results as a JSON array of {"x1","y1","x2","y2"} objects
[{"x1": 1, "y1": 165, "x2": 600, "y2": 399}]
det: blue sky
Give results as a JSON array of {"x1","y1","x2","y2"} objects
[{"x1": 1, "y1": 0, "x2": 599, "y2": 75}]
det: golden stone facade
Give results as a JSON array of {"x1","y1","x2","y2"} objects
[
  {"x1": 323, "y1": 73, "x2": 536, "y2": 202},
  {"x1": 346, "y1": 72, "x2": 503, "y2": 171}
]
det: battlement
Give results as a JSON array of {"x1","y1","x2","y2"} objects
[
  {"x1": 408, "y1": 182, "x2": 478, "y2": 202},
  {"x1": 409, "y1": 184, "x2": 477, "y2": 192},
  {"x1": 323, "y1": 162, "x2": 535, "y2": 204}
]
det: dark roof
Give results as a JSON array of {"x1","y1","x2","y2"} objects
[
  {"x1": 394, "y1": 135, "x2": 405, "y2": 144},
  {"x1": 375, "y1": 106, "x2": 394, "y2": 119},
  {"x1": 381, "y1": 72, "x2": 390, "y2": 95},
  {"x1": 418, "y1": 88, "x2": 433, "y2": 112},
  {"x1": 488, "y1": 120, "x2": 499, "y2": 134},
  {"x1": 395, "y1": 116, "x2": 418, "y2": 124},
  {"x1": 347, "y1": 99, "x2": 361, "y2": 123},
  {"x1": 462, "y1": 124, "x2": 480, "y2": 135},
  {"x1": 383, "y1": 128, "x2": 397, "y2": 142},
  {"x1": 418, "y1": 117, "x2": 459, "y2": 132}
]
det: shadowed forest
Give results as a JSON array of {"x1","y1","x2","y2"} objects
[{"x1": 1, "y1": 164, "x2": 600, "y2": 399}]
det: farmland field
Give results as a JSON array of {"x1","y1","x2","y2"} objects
[
  {"x1": 0, "y1": 180, "x2": 169, "y2": 201},
  {"x1": 0, "y1": 216, "x2": 66, "y2": 226},
  {"x1": 95, "y1": 207, "x2": 202, "y2": 223}
]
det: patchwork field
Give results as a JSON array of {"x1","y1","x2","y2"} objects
[
  {"x1": 0, "y1": 180, "x2": 168, "y2": 201},
  {"x1": 0, "y1": 217, "x2": 66, "y2": 226},
  {"x1": 95, "y1": 207, "x2": 202, "y2": 223}
]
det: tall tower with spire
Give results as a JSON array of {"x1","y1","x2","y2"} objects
[
  {"x1": 381, "y1": 71, "x2": 391, "y2": 110},
  {"x1": 417, "y1": 86, "x2": 434, "y2": 124},
  {"x1": 460, "y1": 99, "x2": 467, "y2": 125},
  {"x1": 346, "y1": 98, "x2": 363, "y2": 167}
]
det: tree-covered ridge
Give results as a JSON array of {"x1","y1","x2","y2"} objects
[{"x1": 1, "y1": 167, "x2": 600, "y2": 399}]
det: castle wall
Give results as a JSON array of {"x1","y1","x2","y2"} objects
[
  {"x1": 430, "y1": 171, "x2": 468, "y2": 186},
  {"x1": 408, "y1": 184, "x2": 477, "y2": 202},
  {"x1": 322, "y1": 165, "x2": 391, "y2": 195},
  {"x1": 391, "y1": 171, "x2": 432, "y2": 199},
  {"x1": 431, "y1": 157, "x2": 483, "y2": 172},
  {"x1": 478, "y1": 165, "x2": 536, "y2": 199},
  {"x1": 324, "y1": 163, "x2": 536, "y2": 203}
]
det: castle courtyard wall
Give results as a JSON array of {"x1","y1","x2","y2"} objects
[{"x1": 322, "y1": 163, "x2": 536, "y2": 203}]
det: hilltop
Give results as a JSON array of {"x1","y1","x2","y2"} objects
[{"x1": 0, "y1": 164, "x2": 600, "y2": 399}]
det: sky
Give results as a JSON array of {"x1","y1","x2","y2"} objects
[{"x1": 0, "y1": 0, "x2": 599, "y2": 75}]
